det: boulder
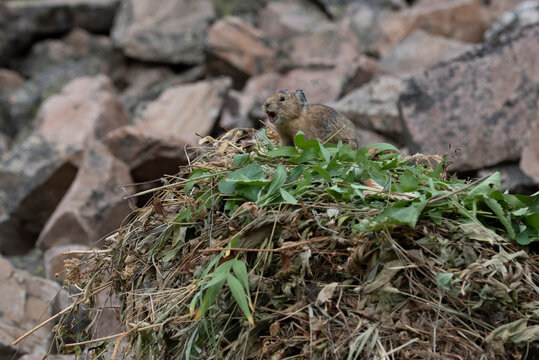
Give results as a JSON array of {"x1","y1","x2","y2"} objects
[
  {"x1": 399, "y1": 24, "x2": 539, "y2": 171},
  {"x1": 0, "y1": 69, "x2": 24, "y2": 94},
  {"x1": 484, "y1": 1, "x2": 539, "y2": 41},
  {"x1": 277, "y1": 67, "x2": 346, "y2": 105},
  {"x1": 220, "y1": 72, "x2": 281, "y2": 130},
  {"x1": 103, "y1": 125, "x2": 189, "y2": 170},
  {"x1": 520, "y1": 115, "x2": 539, "y2": 182},
  {"x1": 6, "y1": 0, "x2": 119, "y2": 35},
  {"x1": 134, "y1": 77, "x2": 232, "y2": 144},
  {"x1": 122, "y1": 65, "x2": 206, "y2": 117},
  {"x1": 379, "y1": 29, "x2": 473, "y2": 76},
  {"x1": 0, "y1": 133, "x2": 10, "y2": 158},
  {"x1": 206, "y1": 16, "x2": 277, "y2": 86},
  {"x1": 0, "y1": 255, "x2": 61, "y2": 357},
  {"x1": 0, "y1": 57, "x2": 119, "y2": 140},
  {"x1": 478, "y1": 164, "x2": 537, "y2": 194},
  {"x1": 258, "y1": 0, "x2": 330, "y2": 41},
  {"x1": 335, "y1": 76, "x2": 407, "y2": 142},
  {"x1": 35, "y1": 75, "x2": 128, "y2": 150},
  {"x1": 0, "y1": 136, "x2": 78, "y2": 255},
  {"x1": 17, "y1": 28, "x2": 124, "y2": 80},
  {"x1": 112, "y1": 0, "x2": 215, "y2": 64},
  {"x1": 411, "y1": 0, "x2": 488, "y2": 43},
  {"x1": 36, "y1": 140, "x2": 133, "y2": 250}
]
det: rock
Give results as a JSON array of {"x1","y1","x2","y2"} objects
[
  {"x1": 258, "y1": 0, "x2": 330, "y2": 41},
  {"x1": 478, "y1": 164, "x2": 537, "y2": 194},
  {"x1": 210, "y1": 0, "x2": 268, "y2": 19},
  {"x1": 6, "y1": 0, "x2": 119, "y2": 35},
  {"x1": 0, "y1": 57, "x2": 118, "y2": 140},
  {"x1": 220, "y1": 72, "x2": 281, "y2": 130},
  {"x1": 103, "y1": 125, "x2": 189, "y2": 170},
  {"x1": 380, "y1": 29, "x2": 473, "y2": 76},
  {"x1": 346, "y1": 2, "x2": 417, "y2": 57},
  {"x1": 112, "y1": 0, "x2": 215, "y2": 64},
  {"x1": 520, "y1": 115, "x2": 539, "y2": 182},
  {"x1": 19, "y1": 355, "x2": 76, "y2": 360},
  {"x1": 43, "y1": 244, "x2": 89, "y2": 282},
  {"x1": 0, "y1": 69, "x2": 24, "y2": 94},
  {"x1": 0, "y1": 133, "x2": 10, "y2": 158},
  {"x1": 206, "y1": 16, "x2": 277, "y2": 87},
  {"x1": 399, "y1": 24, "x2": 539, "y2": 171},
  {"x1": 134, "y1": 77, "x2": 232, "y2": 144},
  {"x1": 412, "y1": 0, "x2": 488, "y2": 43},
  {"x1": 17, "y1": 28, "x2": 124, "y2": 79},
  {"x1": 123, "y1": 65, "x2": 206, "y2": 117},
  {"x1": 340, "y1": 55, "x2": 380, "y2": 95},
  {"x1": 219, "y1": 90, "x2": 253, "y2": 131},
  {"x1": 0, "y1": 255, "x2": 61, "y2": 357},
  {"x1": 36, "y1": 141, "x2": 133, "y2": 250},
  {"x1": 35, "y1": 75, "x2": 128, "y2": 149},
  {"x1": 0, "y1": 136, "x2": 78, "y2": 255},
  {"x1": 277, "y1": 62, "x2": 377, "y2": 106},
  {"x1": 483, "y1": 0, "x2": 533, "y2": 23},
  {"x1": 0, "y1": 4, "x2": 32, "y2": 64},
  {"x1": 484, "y1": 1, "x2": 539, "y2": 41},
  {"x1": 335, "y1": 76, "x2": 407, "y2": 142}
]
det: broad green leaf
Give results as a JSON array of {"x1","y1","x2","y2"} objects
[
  {"x1": 375, "y1": 198, "x2": 427, "y2": 228},
  {"x1": 399, "y1": 171, "x2": 419, "y2": 192},
  {"x1": 172, "y1": 208, "x2": 191, "y2": 223},
  {"x1": 266, "y1": 165, "x2": 287, "y2": 198},
  {"x1": 280, "y1": 188, "x2": 297, "y2": 203},
  {"x1": 231, "y1": 260, "x2": 250, "y2": 294},
  {"x1": 312, "y1": 166, "x2": 332, "y2": 182},
  {"x1": 430, "y1": 154, "x2": 446, "y2": 180},
  {"x1": 226, "y1": 274, "x2": 254, "y2": 325},
  {"x1": 266, "y1": 146, "x2": 299, "y2": 157},
  {"x1": 469, "y1": 172, "x2": 501, "y2": 198},
  {"x1": 232, "y1": 153, "x2": 250, "y2": 167},
  {"x1": 436, "y1": 272, "x2": 454, "y2": 290},
  {"x1": 358, "y1": 143, "x2": 400, "y2": 154}
]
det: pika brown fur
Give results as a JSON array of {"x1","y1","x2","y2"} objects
[{"x1": 262, "y1": 89, "x2": 359, "y2": 149}]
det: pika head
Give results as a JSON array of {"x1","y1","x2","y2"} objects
[{"x1": 262, "y1": 89, "x2": 308, "y2": 125}]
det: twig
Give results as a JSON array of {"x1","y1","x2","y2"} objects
[
  {"x1": 199, "y1": 236, "x2": 335, "y2": 253},
  {"x1": 427, "y1": 173, "x2": 492, "y2": 204},
  {"x1": 61, "y1": 249, "x2": 110, "y2": 255},
  {"x1": 380, "y1": 338, "x2": 420, "y2": 357},
  {"x1": 12, "y1": 302, "x2": 77, "y2": 346}
]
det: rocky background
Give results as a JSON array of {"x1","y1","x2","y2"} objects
[{"x1": 0, "y1": 0, "x2": 537, "y2": 358}]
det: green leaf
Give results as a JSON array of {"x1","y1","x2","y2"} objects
[
  {"x1": 312, "y1": 166, "x2": 332, "y2": 182},
  {"x1": 226, "y1": 274, "x2": 254, "y2": 325},
  {"x1": 399, "y1": 171, "x2": 418, "y2": 192},
  {"x1": 280, "y1": 188, "x2": 297, "y2": 203},
  {"x1": 266, "y1": 146, "x2": 299, "y2": 157},
  {"x1": 430, "y1": 154, "x2": 446, "y2": 180},
  {"x1": 375, "y1": 198, "x2": 427, "y2": 228},
  {"x1": 436, "y1": 272, "x2": 454, "y2": 291},
  {"x1": 231, "y1": 260, "x2": 250, "y2": 294},
  {"x1": 294, "y1": 147, "x2": 319, "y2": 163},
  {"x1": 232, "y1": 153, "x2": 250, "y2": 167},
  {"x1": 483, "y1": 195, "x2": 516, "y2": 239},
  {"x1": 172, "y1": 208, "x2": 191, "y2": 223},
  {"x1": 358, "y1": 143, "x2": 400, "y2": 154},
  {"x1": 266, "y1": 165, "x2": 287, "y2": 198},
  {"x1": 469, "y1": 172, "x2": 501, "y2": 198}
]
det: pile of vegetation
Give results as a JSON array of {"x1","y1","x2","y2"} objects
[{"x1": 55, "y1": 128, "x2": 538, "y2": 359}]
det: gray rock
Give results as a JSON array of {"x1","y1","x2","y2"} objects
[
  {"x1": 36, "y1": 141, "x2": 133, "y2": 250},
  {"x1": 6, "y1": 0, "x2": 120, "y2": 35},
  {"x1": 380, "y1": 29, "x2": 473, "y2": 77},
  {"x1": 335, "y1": 76, "x2": 406, "y2": 141},
  {"x1": 112, "y1": 0, "x2": 215, "y2": 64},
  {"x1": 0, "y1": 136, "x2": 78, "y2": 255},
  {"x1": 478, "y1": 164, "x2": 538, "y2": 194},
  {"x1": 399, "y1": 24, "x2": 539, "y2": 171},
  {"x1": 485, "y1": 1, "x2": 539, "y2": 41},
  {"x1": 0, "y1": 255, "x2": 61, "y2": 356}
]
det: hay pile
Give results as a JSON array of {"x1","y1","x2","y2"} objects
[{"x1": 56, "y1": 128, "x2": 538, "y2": 359}]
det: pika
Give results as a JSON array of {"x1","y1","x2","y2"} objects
[{"x1": 262, "y1": 89, "x2": 359, "y2": 149}]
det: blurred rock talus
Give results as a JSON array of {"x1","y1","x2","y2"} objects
[{"x1": 399, "y1": 23, "x2": 539, "y2": 172}]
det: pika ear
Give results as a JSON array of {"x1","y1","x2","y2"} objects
[
  {"x1": 295, "y1": 89, "x2": 307, "y2": 106},
  {"x1": 278, "y1": 89, "x2": 289, "y2": 94}
]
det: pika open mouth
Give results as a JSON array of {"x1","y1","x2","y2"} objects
[{"x1": 266, "y1": 111, "x2": 277, "y2": 122}]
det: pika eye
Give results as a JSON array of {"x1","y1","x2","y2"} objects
[{"x1": 279, "y1": 96, "x2": 285, "y2": 101}]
